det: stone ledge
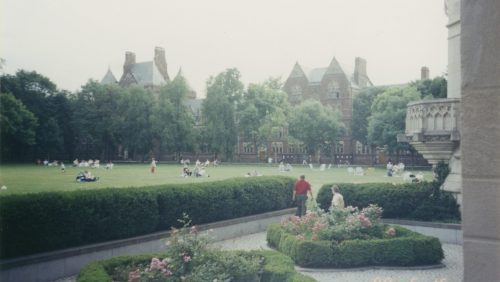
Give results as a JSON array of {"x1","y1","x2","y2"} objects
[
  {"x1": 381, "y1": 219, "x2": 461, "y2": 230},
  {"x1": 297, "y1": 263, "x2": 446, "y2": 272}
]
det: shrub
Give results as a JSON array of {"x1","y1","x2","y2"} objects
[
  {"x1": 316, "y1": 182, "x2": 460, "y2": 221},
  {"x1": 0, "y1": 176, "x2": 295, "y2": 259},
  {"x1": 268, "y1": 224, "x2": 443, "y2": 268},
  {"x1": 77, "y1": 250, "x2": 316, "y2": 282}
]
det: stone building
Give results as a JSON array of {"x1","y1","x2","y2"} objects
[{"x1": 282, "y1": 57, "x2": 372, "y2": 161}]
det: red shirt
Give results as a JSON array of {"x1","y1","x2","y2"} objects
[{"x1": 294, "y1": 179, "x2": 311, "y2": 195}]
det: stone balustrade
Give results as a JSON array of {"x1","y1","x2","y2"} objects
[{"x1": 399, "y1": 98, "x2": 461, "y2": 165}]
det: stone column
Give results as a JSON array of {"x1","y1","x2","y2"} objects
[{"x1": 461, "y1": 0, "x2": 500, "y2": 281}]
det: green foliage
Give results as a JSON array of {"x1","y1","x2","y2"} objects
[
  {"x1": 288, "y1": 100, "x2": 344, "y2": 154},
  {"x1": 316, "y1": 182, "x2": 460, "y2": 222},
  {"x1": 268, "y1": 224, "x2": 444, "y2": 268},
  {"x1": 351, "y1": 87, "x2": 385, "y2": 145},
  {"x1": 0, "y1": 92, "x2": 38, "y2": 160},
  {"x1": 413, "y1": 76, "x2": 447, "y2": 100},
  {"x1": 202, "y1": 68, "x2": 243, "y2": 159},
  {"x1": 367, "y1": 86, "x2": 420, "y2": 153},
  {"x1": 0, "y1": 176, "x2": 295, "y2": 259},
  {"x1": 238, "y1": 82, "x2": 290, "y2": 148},
  {"x1": 77, "y1": 249, "x2": 316, "y2": 282}
]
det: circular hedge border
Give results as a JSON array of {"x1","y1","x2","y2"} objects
[
  {"x1": 267, "y1": 224, "x2": 444, "y2": 268},
  {"x1": 76, "y1": 250, "x2": 316, "y2": 282}
]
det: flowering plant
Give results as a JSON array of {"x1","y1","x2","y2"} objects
[
  {"x1": 123, "y1": 213, "x2": 260, "y2": 282},
  {"x1": 281, "y1": 204, "x2": 396, "y2": 243}
]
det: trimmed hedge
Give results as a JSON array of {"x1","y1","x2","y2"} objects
[
  {"x1": 316, "y1": 182, "x2": 460, "y2": 221},
  {"x1": 0, "y1": 176, "x2": 294, "y2": 259},
  {"x1": 76, "y1": 250, "x2": 317, "y2": 282},
  {"x1": 267, "y1": 224, "x2": 444, "y2": 268}
]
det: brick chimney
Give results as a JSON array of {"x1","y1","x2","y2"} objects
[
  {"x1": 353, "y1": 57, "x2": 368, "y2": 87},
  {"x1": 421, "y1": 66, "x2": 430, "y2": 80},
  {"x1": 123, "y1": 51, "x2": 136, "y2": 73},
  {"x1": 154, "y1": 47, "x2": 169, "y2": 81}
]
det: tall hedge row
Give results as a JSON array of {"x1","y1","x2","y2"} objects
[
  {"x1": 0, "y1": 176, "x2": 295, "y2": 259},
  {"x1": 316, "y1": 182, "x2": 460, "y2": 221}
]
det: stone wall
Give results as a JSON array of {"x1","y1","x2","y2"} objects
[{"x1": 461, "y1": 0, "x2": 500, "y2": 281}]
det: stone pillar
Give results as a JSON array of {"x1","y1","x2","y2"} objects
[{"x1": 461, "y1": 0, "x2": 500, "y2": 281}]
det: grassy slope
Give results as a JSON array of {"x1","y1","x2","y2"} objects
[{"x1": 0, "y1": 163, "x2": 433, "y2": 196}]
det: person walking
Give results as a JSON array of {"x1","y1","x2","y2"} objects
[
  {"x1": 330, "y1": 185, "x2": 345, "y2": 208},
  {"x1": 150, "y1": 158, "x2": 157, "y2": 173},
  {"x1": 293, "y1": 175, "x2": 313, "y2": 217}
]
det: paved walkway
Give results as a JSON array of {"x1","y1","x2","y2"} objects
[
  {"x1": 215, "y1": 232, "x2": 463, "y2": 282},
  {"x1": 56, "y1": 232, "x2": 463, "y2": 282}
]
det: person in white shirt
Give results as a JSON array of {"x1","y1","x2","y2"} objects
[{"x1": 331, "y1": 185, "x2": 345, "y2": 209}]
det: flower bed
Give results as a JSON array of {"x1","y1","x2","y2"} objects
[
  {"x1": 77, "y1": 216, "x2": 316, "y2": 282},
  {"x1": 267, "y1": 205, "x2": 444, "y2": 268}
]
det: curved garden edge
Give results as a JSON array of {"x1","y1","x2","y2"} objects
[{"x1": 296, "y1": 263, "x2": 446, "y2": 273}]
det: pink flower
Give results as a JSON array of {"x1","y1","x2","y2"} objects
[
  {"x1": 183, "y1": 255, "x2": 192, "y2": 262},
  {"x1": 386, "y1": 227, "x2": 396, "y2": 237},
  {"x1": 190, "y1": 226, "x2": 198, "y2": 234},
  {"x1": 295, "y1": 234, "x2": 305, "y2": 240}
]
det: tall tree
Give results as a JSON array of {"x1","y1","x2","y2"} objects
[
  {"x1": 0, "y1": 70, "x2": 72, "y2": 160},
  {"x1": 367, "y1": 86, "x2": 421, "y2": 153},
  {"x1": 117, "y1": 85, "x2": 155, "y2": 160},
  {"x1": 202, "y1": 69, "x2": 244, "y2": 159},
  {"x1": 72, "y1": 81, "x2": 123, "y2": 160},
  {"x1": 238, "y1": 81, "x2": 290, "y2": 150},
  {"x1": 0, "y1": 92, "x2": 38, "y2": 160},
  {"x1": 288, "y1": 100, "x2": 344, "y2": 155},
  {"x1": 351, "y1": 87, "x2": 385, "y2": 145},
  {"x1": 153, "y1": 75, "x2": 195, "y2": 157}
]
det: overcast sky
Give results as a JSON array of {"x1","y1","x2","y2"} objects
[{"x1": 1, "y1": 0, "x2": 448, "y2": 97}]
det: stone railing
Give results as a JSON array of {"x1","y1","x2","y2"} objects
[
  {"x1": 399, "y1": 98, "x2": 461, "y2": 165},
  {"x1": 405, "y1": 98, "x2": 461, "y2": 137}
]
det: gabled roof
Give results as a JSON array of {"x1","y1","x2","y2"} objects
[
  {"x1": 129, "y1": 61, "x2": 166, "y2": 86},
  {"x1": 288, "y1": 62, "x2": 308, "y2": 79},
  {"x1": 101, "y1": 68, "x2": 118, "y2": 84}
]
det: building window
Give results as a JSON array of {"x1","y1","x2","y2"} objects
[
  {"x1": 327, "y1": 81, "x2": 340, "y2": 99},
  {"x1": 335, "y1": 141, "x2": 344, "y2": 154},
  {"x1": 272, "y1": 142, "x2": 283, "y2": 154},
  {"x1": 243, "y1": 142, "x2": 254, "y2": 153},
  {"x1": 356, "y1": 141, "x2": 363, "y2": 154},
  {"x1": 290, "y1": 85, "x2": 302, "y2": 102}
]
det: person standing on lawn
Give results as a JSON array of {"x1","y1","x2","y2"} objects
[{"x1": 293, "y1": 175, "x2": 313, "y2": 217}]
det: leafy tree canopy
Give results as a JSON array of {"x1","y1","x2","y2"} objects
[{"x1": 288, "y1": 100, "x2": 344, "y2": 154}]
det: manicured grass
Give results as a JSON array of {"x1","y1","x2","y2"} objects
[{"x1": 0, "y1": 163, "x2": 433, "y2": 196}]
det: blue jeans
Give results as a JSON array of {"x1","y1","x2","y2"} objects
[{"x1": 295, "y1": 194, "x2": 308, "y2": 217}]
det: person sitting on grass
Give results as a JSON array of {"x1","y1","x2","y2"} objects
[{"x1": 76, "y1": 170, "x2": 98, "y2": 182}]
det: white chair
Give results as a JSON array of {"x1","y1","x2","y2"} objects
[
  {"x1": 319, "y1": 164, "x2": 326, "y2": 171},
  {"x1": 309, "y1": 163, "x2": 314, "y2": 170},
  {"x1": 355, "y1": 167, "x2": 364, "y2": 176},
  {"x1": 347, "y1": 167, "x2": 354, "y2": 175}
]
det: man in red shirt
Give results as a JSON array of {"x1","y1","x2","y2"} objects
[{"x1": 293, "y1": 175, "x2": 313, "y2": 217}]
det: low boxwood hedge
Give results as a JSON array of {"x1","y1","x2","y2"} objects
[
  {"x1": 76, "y1": 250, "x2": 317, "y2": 282},
  {"x1": 0, "y1": 176, "x2": 294, "y2": 259},
  {"x1": 316, "y1": 182, "x2": 460, "y2": 222},
  {"x1": 267, "y1": 224, "x2": 444, "y2": 268}
]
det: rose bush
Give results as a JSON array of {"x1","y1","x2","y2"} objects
[{"x1": 280, "y1": 204, "x2": 393, "y2": 243}]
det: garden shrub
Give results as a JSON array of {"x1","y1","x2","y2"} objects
[
  {"x1": 316, "y1": 182, "x2": 460, "y2": 221},
  {"x1": 0, "y1": 176, "x2": 294, "y2": 259},
  {"x1": 268, "y1": 224, "x2": 443, "y2": 268}
]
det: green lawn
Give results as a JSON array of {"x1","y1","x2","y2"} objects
[{"x1": 0, "y1": 163, "x2": 433, "y2": 196}]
